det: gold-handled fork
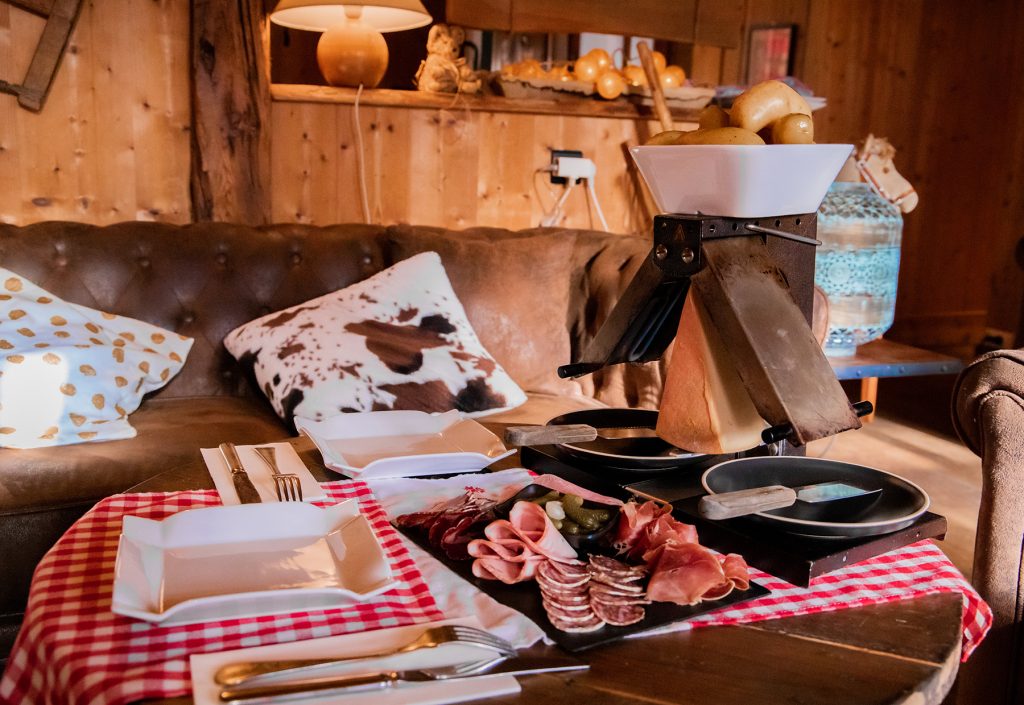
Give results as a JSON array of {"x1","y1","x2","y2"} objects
[
  {"x1": 214, "y1": 624, "x2": 516, "y2": 687},
  {"x1": 253, "y1": 446, "x2": 303, "y2": 502}
]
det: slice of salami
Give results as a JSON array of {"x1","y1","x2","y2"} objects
[
  {"x1": 538, "y1": 561, "x2": 590, "y2": 588},
  {"x1": 539, "y1": 585, "x2": 590, "y2": 604},
  {"x1": 589, "y1": 574, "x2": 646, "y2": 593},
  {"x1": 591, "y1": 600, "x2": 645, "y2": 627},
  {"x1": 545, "y1": 559, "x2": 590, "y2": 578},
  {"x1": 548, "y1": 613, "x2": 605, "y2": 633},
  {"x1": 542, "y1": 599, "x2": 595, "y2": 617},
  {"x1": 589, "y1": 555, "x2": 647, "y2": 579},
  {"x1": 590, "y1": 583, "x2": 650, "y2": 602}
]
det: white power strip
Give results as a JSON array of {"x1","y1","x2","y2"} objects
[{"x1": 551, "y1": 156, "x2": 597, "y2": 184}]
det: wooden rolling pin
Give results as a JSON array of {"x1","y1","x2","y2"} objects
[{"x1": 637, "y1": 41, "x2": 674, "y2": 133}]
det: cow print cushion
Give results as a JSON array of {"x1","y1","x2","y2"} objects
[{"x1": 223, "y1": 252, "x2": 527, "y2": 422}]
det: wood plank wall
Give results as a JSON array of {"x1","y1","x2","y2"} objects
[
  {"x1": 0, "y1": 0, "x2": 191, "y2": 225},
  {"x1": 270, "y1": 101, "x2": 681, "y2": 235}
]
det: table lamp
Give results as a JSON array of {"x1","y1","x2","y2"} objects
[{"x1": 270, "y1": 0, "x2": 432, "y2": 88}]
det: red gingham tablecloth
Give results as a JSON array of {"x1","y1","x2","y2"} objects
[
  {"x1": 0, "y1": 482, "x2": 443, "y2": 705},
  {"x1": 0, "y1": 477, "x2": 993, "y2": 705},
  {"x1": 668, "y1": 539, "x2": 991, "y2": 660}
]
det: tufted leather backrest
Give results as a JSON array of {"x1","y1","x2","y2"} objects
[
  {"x1": 0, "y1": 222, "x2": 391, "y2": 398},
  {"x1": 0, "y1": 221, "x2": 664, "y2": 407}
]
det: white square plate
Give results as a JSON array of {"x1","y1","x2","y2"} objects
[
  {"x1": 295, "y1": 410, "x2": 515, "y2": 479},
  {"x1": 112, "y1": 500, "x2": 395, "y2": 625}
]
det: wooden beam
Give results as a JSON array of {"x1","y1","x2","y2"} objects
[
  {"x1": 1, "y1": 0, "x2": 82, "y2": 111},
  {"x1": 7, "y1": 0, "x2": 53, "y2": 17},
  {"x1": 190, "y1": 0, "x2": 271, "y2": 224}
]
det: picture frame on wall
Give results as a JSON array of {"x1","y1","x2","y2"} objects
[{"x1": 746, "y1": 24, "x2": 795, "y2": 84}]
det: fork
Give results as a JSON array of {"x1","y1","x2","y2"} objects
[
  {"x1": 214, "y1": 624, "x2": 516, "y2": 686},
  {"x1": 253, "y1": 446, "x2": 303, "y2": 502},
  {"x1": 218, "y1": 656, "x2": 507, "y2": 703}
]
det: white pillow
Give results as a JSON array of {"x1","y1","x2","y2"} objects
[
  {"x1": 0, "y1": 269, "x2": 193, "y2": 448},
  {"x1": 223, "y1": 252, "x2": 527, "y2": 421}
]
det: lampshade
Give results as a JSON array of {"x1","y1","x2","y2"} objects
[{"x1": 270, "y1": 0, "x2": 433, "y2": 33}]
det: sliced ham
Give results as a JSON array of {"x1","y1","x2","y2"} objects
[{"x1": 467, "y1": 501, "x2": 578, "y2": 584}]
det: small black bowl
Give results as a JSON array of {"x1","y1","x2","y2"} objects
[{"x1": 495, "y1": 484, "x2": 618, "y2": 551}]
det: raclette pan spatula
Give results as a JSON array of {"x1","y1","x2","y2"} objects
[{"x1": 698, "y1": 482, "x2": 883, "y2": 521}]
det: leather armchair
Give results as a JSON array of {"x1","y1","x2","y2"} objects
[{"x1": 952, "y1": 349, "x2": 1024, "y2": 705}]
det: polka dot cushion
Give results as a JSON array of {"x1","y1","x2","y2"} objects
[
  {"x1": 0, "y1": 269, "x2": 193, "y2": 448},
  {"x1": 224, "y1": 252, "x2": 526, "y2": 422}
]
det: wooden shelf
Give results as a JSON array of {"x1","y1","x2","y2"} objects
[
  {"x1": 830, "y1": 339, "x2": 963, "y2": 380},
  {"x1": 271, "y1": 83, "x2": 703, "y2": 121}
]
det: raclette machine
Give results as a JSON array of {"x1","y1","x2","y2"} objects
[{"x1": 557, "y1": 212, "x2": 870, "y2": 448}]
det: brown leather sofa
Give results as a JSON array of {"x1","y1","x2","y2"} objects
[{"x1": 0, "y1": 220, "x2": 663, "y2": 660}]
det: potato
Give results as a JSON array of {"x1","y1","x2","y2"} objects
[
  {"x1": 771, "y1": 113, "x2": 814, "y2": 144},
  {"x1": 730, "y1": 80, "x2": 813, "y2": 134},
  {"x1": 698, "y1": 105, "x2": 730, "y2": 130},
  {"x1": 679, "y1": 127, "x2": 765, "y2": 145},
  {"x1": 645, "y1": 130, "x2": 687, "y2": 145}
]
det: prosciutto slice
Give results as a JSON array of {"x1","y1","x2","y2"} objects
[
  {"x1": 467, "y1": 501, "x2": 578, "y2": 584},
  {"x1": 645, "y1": 542, "x2": 728, "y2": 606}
]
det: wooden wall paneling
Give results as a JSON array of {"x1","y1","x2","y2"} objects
[
  {"x1": 86, "y1": 0, "x2": 138, "y2": 223},
  {"x1": 401, "y1": 106, "x2": 445, "y2": 225},
  {"x1": 190, "y1": 0, "x2": 271, "y2": 225},
  {"x1": 438, "y1": 106, "x2": 479, "y2": 229},
  {"x1": 371, "y1": 106, "x2": 412, "y2": 225},
  {"x1": 131, "y1": 0, "x2": 190, "y2": 223},
  {"x1": 507, "y1": 0, "x2": 699, "y2": 43},
  {"x1": 694, "y1": 0, "x2": 746, "y2": 48},
  {"x1": 689, "y1": 44, "x2": 724, "y2": 86}
]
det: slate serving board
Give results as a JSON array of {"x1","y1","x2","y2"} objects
[{"x1": 400, "y1": 527, "x2": 768, "y2": 652}]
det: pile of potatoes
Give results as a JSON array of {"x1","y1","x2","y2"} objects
[{"x1": 646, "y1": 80, "x2": 814, "y2": 146}]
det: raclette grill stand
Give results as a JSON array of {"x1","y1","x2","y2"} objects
[
  {"x1": 558, "y1": 212, "x2": 871, "y2": 448},
  {"x1": 532, "y1": 213, "x2": 946, "y2": 583}
]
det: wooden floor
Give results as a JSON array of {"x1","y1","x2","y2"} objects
[{"x1": 807, "y1": 414, "x2": 982, "y2": 580}]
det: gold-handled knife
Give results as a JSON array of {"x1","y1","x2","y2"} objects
[
  {"x1": 220, "y1": 442, "x2": 262, "y2": 504},
  {"x1": 218, "y1": 655, "x2": 587, "y2": 702}
]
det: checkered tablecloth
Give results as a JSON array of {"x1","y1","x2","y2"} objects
[
  {"x1": 661, "y1": 539, "x2": 991, "y2": 660},
  {"x1": 0, "y1": 482, "x2": 442, "y2": 705},
  {"x1": 0, "y1": 473, "x2": 993, "y2": 705}
]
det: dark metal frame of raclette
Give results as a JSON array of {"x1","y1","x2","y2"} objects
[{"x1": 557, "y1": 212, "x2": 872, "y2": 449}]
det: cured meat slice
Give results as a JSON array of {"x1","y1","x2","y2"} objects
[
  {"x1": 506, "y1": 501, "x2": 578, "y2": 562},
  {"x1": 589, "y1": 555, "x2": 646, "y2": 578},
  {"x1": 589, "y1": 583, "x2": 649, "y2": 602},
  {"x1": 538, "y1": 561, "x2": 589, "y2": 588},
  {"x1": 471, "y1": 554, "x2": 545, "y2": 583},
  {"x1": 591, "y1": 600, "x2": 645, "y2": 627},
  {"x1": 468, "y1": 502, "x2": 578, "y2": 584},
  {"x1": 612, "y1": 501, "x2": 663, "y2": 555},
  {"x1": 645, "y1": 542, "x2": 728, "y2": 606},
  {"x1": 548, "y1": 614, "x2": 605, "y2": 633},
  {"x1": 721, "y1": 553, "x2": 751, "y2": 591},
  {"x1": 531, "y1": 475, "x2": 623, "y2": 507}
]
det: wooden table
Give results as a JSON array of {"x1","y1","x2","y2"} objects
[
  {"x1": 830, "y1": 338, "x2": 963, "y2": 422},
  {"x1": 133, "y1": 438, "x2": 965, "y2": 705}
]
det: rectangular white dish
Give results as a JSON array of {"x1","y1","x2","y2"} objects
[
  {"x1": 112, "y1": 500, "x2": 395, "y2": 625},
  {"x1": 630, "y1": 143, "x2": 854, "y2": 218},
  {"x1": 295, "y1": 410, "x2": 515, "y2": 479}
]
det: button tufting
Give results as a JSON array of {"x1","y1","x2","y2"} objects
[
  {"x1": 55, "y1": 256, "x2": 68, "y2": 268},
  {"x1": 181, "y1": 311, "x2": 195, "y2": 324},
  {"x1": 291, "y1": 252, "x2": 302, "y2": 265},
  {"x1": 362, "y1": 254, "x2": 373, "y2": 265},
  {"x1": 138, "y1": 257, "x2": 151, "y2": 269},
  {"x1": 216, "y1": 253, "x2": 228, "y2": 265}
]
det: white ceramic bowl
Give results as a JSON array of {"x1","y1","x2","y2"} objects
[{"x1": 630, "y1": 143, "x2": 854, "y2": 218}]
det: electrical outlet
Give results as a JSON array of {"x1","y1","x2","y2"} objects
[{"x1": 550, "y1": 149, "x2": 583, "y2": 185}]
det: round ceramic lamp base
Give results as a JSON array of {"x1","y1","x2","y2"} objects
[{"x1": 316, "y1": 22, "x2": 389, "y2": 88}]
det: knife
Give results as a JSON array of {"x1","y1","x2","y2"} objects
[
  {"x1": 218, "y1": 654, "x2": 587, "y2": 703},
  {"x1": 220, "y1": 442, "x2": 262, "y2": 504}
]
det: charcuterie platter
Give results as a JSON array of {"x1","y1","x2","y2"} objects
[{"x1": 395, "y1": 475, "x2": 768, "y2": 652}]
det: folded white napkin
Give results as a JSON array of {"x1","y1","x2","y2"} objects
[
  {"x1": 190, "y1": 617, "x2": 520, "y2": 705},
  {"x1": 202, "y1": 442, "x2": 326, "y2": 504}
]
